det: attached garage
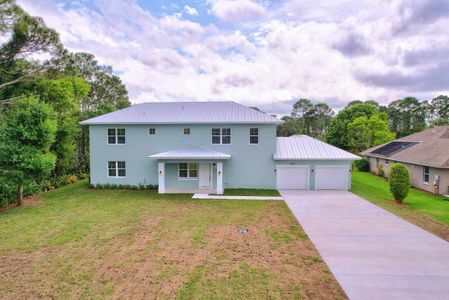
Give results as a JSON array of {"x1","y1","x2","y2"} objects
[
  {"x1": 273, "y1": 135, "x2": 359, "y2": 190},
  {"x1": 315, "y1": 166, "x2": 349, "y2": 190},
  {"x1": 276, "y1": 165, "x2": 308, "y2": 189}
]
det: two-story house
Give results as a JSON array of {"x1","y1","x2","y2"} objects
[{"x1": 80, "y1": 101, "x2": 359, "y2": 194}]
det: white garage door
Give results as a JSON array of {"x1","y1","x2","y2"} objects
[
  {"x1": 315, "y1": 166, "x2": 349, "y2": 190},
  {"x1": 276, "y1": 165, "x2": 308, "y2": 190}
]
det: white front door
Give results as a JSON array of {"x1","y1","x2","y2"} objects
[
  {"x1": 199, "y1": 163, "x2": 211, "y2": 188},
  {"x1": 276, "y1": 165, "x2": 309, "y2": 190}
]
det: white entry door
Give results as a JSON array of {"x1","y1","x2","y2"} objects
[
  {"x1": 276, "y1": 165, "x2": 309, "y2": 190},
  {"x1": 199, "y1": 163, "x2": 211, "y2": 188},
  {"x1": 315, "y1": 166, "x2": 349, "y2": 190}
]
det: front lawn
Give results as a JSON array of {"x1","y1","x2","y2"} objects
[
  {"x1": 222, "y1": 188, "x2": 281, "y2": 196},
  {"x1": 0, "y1": 182, "x2": 344, "y2": 299},
  {"x1": 352, "y1": 171, "x2": 449, "y2": 241}
]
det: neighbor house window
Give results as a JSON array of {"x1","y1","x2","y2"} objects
[
  {"x1": 385, "y1": 159, "x2": 389, "y2": 165},
  {"x1": 376, "y1": 158, "x2": 380, "y2": 167},
  {"x1": 178, "y1": 163, "x2": 197, "y2": 179},
  {"x1": 212, "y1": 128, "x2": 231, "y2": 144},
  {"x1": 184, "y1": 128, "x2": 190, "y2": 135},
  {"x1": 423, "y1": 166, "x2": 430, "y2": 183},
  {"x1": 108, "y1": 128, "x2": 125, "y2": 144},
  {"x1": 250, "y1": 128, "x2": 259, "y2": 144},
  {"x1": 108, "y1": 161, "x2": 126, "y2": 177},
  {"x1": 149, "y1": 128, "x2": 156, "y2": 135}
]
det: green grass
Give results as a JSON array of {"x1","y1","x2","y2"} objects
[
  {"x1": 0, "y1": 181, "x2": 345, "y2": 299},
  {"x1": 352, "y1": 171, "x2": 449, "y2": 240},
  {"x1": 220, "y1": 188, "x2": 280, "y2": 196}
]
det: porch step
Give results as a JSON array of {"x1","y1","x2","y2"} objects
[{"x1": 192, "y1": 194, "x2": 283, "y2": 201}]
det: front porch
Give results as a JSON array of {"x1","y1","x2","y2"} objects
[{"x1": 148, "y1": 146, "x2": 231, "y2": 195}]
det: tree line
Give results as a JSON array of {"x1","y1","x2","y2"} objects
[
  {"x1": 277, "y1": 96, "x2": 449, "y2": 152},
  {"x1": 0, "y1": 0, "x2": 130, "y2": 206}
]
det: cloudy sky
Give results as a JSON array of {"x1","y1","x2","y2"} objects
[{"x1": 17, "y1": 0, "x2": 449, "y2": 115}]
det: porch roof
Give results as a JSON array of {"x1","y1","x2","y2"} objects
[{"x1": 148, "y1": 146, "x2": 231, "y2": 160}]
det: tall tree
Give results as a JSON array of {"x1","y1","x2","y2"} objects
[
  {"x1": 55, "y1": 52, "x2": 130, "y2": 111},
  {"x1": 348, "y1": 113, "x2": 395, "y2": 152},
  {"x1": 278, "y1": 99, "x2": 334, "y2": 139},
  {"x1": 0, "y1": 96, "x2": 56, "y2": 205},
  {"x1": 428, "y1": 95, "x2": 449, "y2": 124},
  {"x1": 326, "y1": 102, "x2": 381, "y2": 149},
  {"x1": 387, "y1": 97, "x2": 426, "y2": 137},
  {"x1": 37, "y1": 77, "x2": 90, "y2": 175},
  {"x1": 0, "y1": 0, "x2": 62, "y2": 96}
]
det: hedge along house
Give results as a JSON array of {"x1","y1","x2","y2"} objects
[
  {"x1": 362, "y1": 126, "x2": 449, "y2": 196},
  {"x1": 80, "y1": 101, "x2": 359, "y2": 194}
]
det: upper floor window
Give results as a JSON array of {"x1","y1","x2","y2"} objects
[
  {"x1": 108, "y1": 161, "x2": 126, "y2": 177},
  {"x1": 212, "y1": 128, "x2": 231, "y2": 144},
  {"x1": 108, "y1": 128, "x2": 125, "y2": 144},
  {"x1": 179, "y1": 163, "x2": 197, "y2": 179},
  {"x1": 250, "y1": 128, "x2": 259, "y2": 144},
  {"x1": 184, "y1": 128, "x2": 190, "y2": 135},
  {"x1": 149, "y1": 128, "x2": 156, "y2": 135},
  {"x1": 423, "y1": 166, "x2": 430, "y2": 183}
]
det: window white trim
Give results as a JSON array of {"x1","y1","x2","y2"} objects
[
  {"x1": 249, "y1": 127, "x2": 259, "y2": 145},
  {"x1": 107, "y1": 161, "x2": 127, "y2": 178},
  {"x1": 178, "y1": 163, "x2": 198, "y2": 180},
  {"x1": 211, "y1": 128, "x2": 231, "y2": 145},
  {"x1": 107, "y1": 128, "x2": 126, "y2": 145}
]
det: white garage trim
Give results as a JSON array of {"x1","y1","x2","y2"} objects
[
  {"x1": 276, "y1": 165, "x2": 309, "y2": 190},
  {"x1": 315, "y1": 165, "x2": 349, "y2": 190}
]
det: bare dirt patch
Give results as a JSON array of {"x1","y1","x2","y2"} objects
[{"x1": 0, "y1": 193, "x2": 346, "y2": 299}]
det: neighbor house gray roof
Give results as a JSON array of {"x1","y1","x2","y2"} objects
[
  {"x1": 362, "y1": 126, "x2": 449, "y2": 168},
  {"x1": 273, "y1": 135, "x2": 360, "y2": 160},
  {"x1": 80, "y1": 101, "x2": 282, "y2": 125},
  {"x1": 148, "y1": 146, "x2": 231, "y2": 160}
]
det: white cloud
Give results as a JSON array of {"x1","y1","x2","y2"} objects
[
  {"x1": 184, "y1": 5, "x2": 198, "y2": 16},
  {"x1": 208, "y1": 0, "x2": 266, "y2": 22},
  {"x1": 13, "y1": 0, "x2": 449, "y2": 115}
]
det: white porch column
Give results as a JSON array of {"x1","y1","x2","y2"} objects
[
  {"x1": 158, "y1": 162, "x2": 165, "y2": 194},
  {"x1": 216, "y1": 162, "x2": 223, "y2": 194}
]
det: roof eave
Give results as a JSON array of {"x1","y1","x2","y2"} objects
[{"x1": 80, "y1": 120, "x2": 282, "y2": 125}]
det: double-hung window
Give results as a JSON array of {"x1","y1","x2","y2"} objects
[
  {"x1": 179, "y1": 163, "x2": 198, "y2": 179},
  {"x1": 250, "y1": 128, "x2": 259, "y2": 144},
  {"x1": 423, "y1": 166, "x2": 430, "y2": 183},
  {"x1": 108, "y1": 128, "x2": 125, "y2": 144},
  {"x1": 212, "y1": 128, "x2": 231, "y2": 144},
  {"x1": 108, "y1": 161, "x2": 126, "y2": 177}
]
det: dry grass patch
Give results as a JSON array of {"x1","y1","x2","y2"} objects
[{"x1": 0, "y1": 182, "x2": 346, "y2": 299}]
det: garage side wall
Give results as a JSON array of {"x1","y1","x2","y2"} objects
[{"x1": 275, "y1": 160, "x2": 353, "y2": 190}]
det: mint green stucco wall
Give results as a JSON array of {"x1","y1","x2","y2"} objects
[
  {"x1": 88, "y1": 124, "x2": 277, "y2": 189},
  {"x1": 275, "y1": 160, "x2": 353, "y2": 190}
]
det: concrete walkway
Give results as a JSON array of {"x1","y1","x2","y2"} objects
[
  {"x1": 192, "y1": 193, "x2": 283, "y2": 200},
  {"x1": 280, "y1": 190, "x2": 449, "y2": 300}
]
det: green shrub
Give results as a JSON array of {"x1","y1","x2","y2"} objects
[
  {"x1": 78, "y1": 173, "x2": 89, "y2": 180},
  {"x1": 388, "y1": 163, "x2": 410, "y2": 204},
  {"x1": 377, "y1": 164, "x2": 385, "y2": 177},
  {"x1": 354, "y1": 159, "x2": 370, "y2": 172},
  {"x1": 0, "y1": 177, "x2": 41, "y2": 208}
]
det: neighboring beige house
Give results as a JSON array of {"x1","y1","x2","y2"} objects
[{"x1": 362, "y1": 126, "x2": 449, "y2": 195}]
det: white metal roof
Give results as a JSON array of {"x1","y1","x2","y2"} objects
[
  {"x1": 274, "y1": 135, "x2": 360, "y2": 160},
  {"x1": 80, "y1": 101, "x2": 282, "y2": 125},
  {"x1": 149, "y1": 146, "x2": 231, "y2": 160}
]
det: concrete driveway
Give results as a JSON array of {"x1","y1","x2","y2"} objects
[{"x1": 280, "y1": 190, "x2": 449, "y2": 300}]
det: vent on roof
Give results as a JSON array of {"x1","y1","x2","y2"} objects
[{"x1": 371, "y1": 141, "x2": 418, "y2": 156}]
